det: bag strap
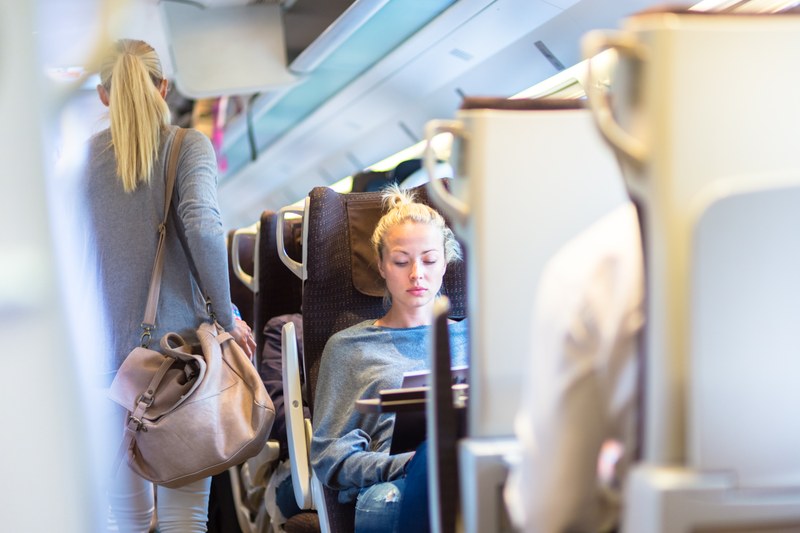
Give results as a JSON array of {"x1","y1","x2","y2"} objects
[
  {"x1": 111, "y1": 129, "x2": 188, "y2": 479},
  {"x1": 111, "y1": 341, "x2": 183, "y2": 479},
  {"x1": 140, "y1": 127, "x2": 188, "y2": 347}
]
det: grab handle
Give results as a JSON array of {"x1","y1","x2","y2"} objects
[
  {"x1": 582, "y1": 30, "x2": 648, "y2": 165},
  {"x1": 277, "y1": 204, "x2": 306, "y2": 281},
  {"x1": 424, "y1": 120, "x2": 470, "y2": 232},
  {"x1": 231, "y1": 222, "x2": 258, "y2": 292}
]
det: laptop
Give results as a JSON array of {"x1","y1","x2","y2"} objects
[
  {"x1": 386, "y1": 366, "x2": 469, "y2": 454},
  {"x1": 398, "y1": 365, "x2": 469, "y2": 389}
]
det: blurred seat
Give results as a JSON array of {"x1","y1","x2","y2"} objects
[
  {"x1": 228, "y1": 212, "x2": 303, "y2": 533},
  {"x1": 424, "y1": 96, "x2": 629, "y2": 532},
  {"x1": 622, "y1": 166, "x2": 800, "y2": 533},
  {"x1": 576, "y1": 12, "x2": 800, "y2": 530}
]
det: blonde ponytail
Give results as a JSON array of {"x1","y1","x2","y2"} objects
[{"x1": 100, "y1": 40, "x2": 171, "y2": 193}]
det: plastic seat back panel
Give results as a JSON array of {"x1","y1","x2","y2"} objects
[{"x1": 691, "y1": 182, "x2": 800, "y2": 487}]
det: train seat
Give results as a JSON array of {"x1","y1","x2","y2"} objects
[
  {"x1": 622, "y1": 175, "x2": 800, "y2": 532},
  {"x1": 255, "y1": 210, "x2": 304, "y2": 360},
  {"x1": 231, "y1": 210, "x2": 304, "y2": 361},
  {"x1": 229, "y1": 211, "x2": 305, "y2": 532},
  {"x1": 577, "y1": 10, "x2": 800, "y2": 530},
  {"x1": 278, "y1": 182, "x2": 467, "y2": 533},
  {"x1": 505, "y1": 14, "x2": 800, "y2": 528},
  {"x1": 424, "y1": 96, "x2": 630, "y2": 532}
]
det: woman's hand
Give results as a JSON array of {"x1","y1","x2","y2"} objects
[{"x1": 231, "y1": 318, "x2": 257, "y2": 363}]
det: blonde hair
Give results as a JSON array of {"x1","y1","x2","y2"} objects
[
  {"x1": 99, "y1": 39, "x2": 171, "y2": 193},
  {"x1": 371, "y1": 183, "x2": 462, "y2": 265}
]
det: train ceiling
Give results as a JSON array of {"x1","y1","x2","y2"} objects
[{"x1": 38, "y1": 0, "x2": 800, "y2": 229}]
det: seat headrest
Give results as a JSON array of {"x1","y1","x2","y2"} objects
[
  {"x1": 346, "y1": 197, "x2": 386, "y2": 297},
  {"x1": 345, "y1": 180, "x2": 464, "y2": 299}
]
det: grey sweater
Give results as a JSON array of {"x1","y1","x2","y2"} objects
[
  {"x1": 310, "y1": 318, "x2": 469, "y2": 503},
  {"x1": 83, "y1": 126, "x2": 234, "y2": 382}
]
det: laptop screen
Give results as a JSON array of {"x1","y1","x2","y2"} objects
[
  {"x1": 388, "y1": 365, "x2": 469, "y2": 455},
  {"x1": 399, "y1": 365, "x2": 469, "y2": 389}
]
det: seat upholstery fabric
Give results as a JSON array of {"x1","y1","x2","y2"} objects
[{"x1": 255, "y1": 210, "x2": 304, "y2": 358}]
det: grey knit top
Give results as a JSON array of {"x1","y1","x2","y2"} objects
[
  {"x1": 310, "y1": 318, "x2": 469, "y2": 503},
  {"x1": 83, "y1": 126, "x2": 235, "y2": 383}
]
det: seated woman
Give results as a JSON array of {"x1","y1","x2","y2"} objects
[{"x1": 310, "y1": 184, "x2": 467, "y2": 533}]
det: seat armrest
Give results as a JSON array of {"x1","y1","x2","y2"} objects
[
  {"x1": 277, "y1": 203, "x2": 307, "y2": 281},
  {"x1": 231, "y1": 222, "x2": 259, "y2": 292},
  {"x1": 282, "y1": 322, "x2": 313, "y2": 509}
]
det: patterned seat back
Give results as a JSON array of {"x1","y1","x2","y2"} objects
[{"x1": 254, "y1": 209, "x2": 304, "y2": 359}]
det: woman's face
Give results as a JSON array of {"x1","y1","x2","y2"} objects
[{"x1": 378, "y1": 221, "x2": 447, "y2": 315}]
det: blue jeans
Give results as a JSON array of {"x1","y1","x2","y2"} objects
[
  {"x1": 276, "y1": 474, "x2": 302, "y2": 519},
  {"x1": 355, "y1": 478, "x2": 406, "y2": 533},
  {"x1": 354, "y1": 441, "x2": 430, "y2": 533}
]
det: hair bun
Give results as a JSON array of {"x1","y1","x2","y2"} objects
[{"x1": 382, "y1": 183, "x2": 416, "y2": 211}]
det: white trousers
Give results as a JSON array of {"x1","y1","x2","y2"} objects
[
  {"x1": 104, "y1": 393, "x2": 211, "y2": 533},
  {"x1": 107, "y1": 460, "x2": 211, "y2": 533}
]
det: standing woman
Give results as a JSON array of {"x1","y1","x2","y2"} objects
[{"x1": 83, "y1": 39, "x2": 255, "y2": 532}]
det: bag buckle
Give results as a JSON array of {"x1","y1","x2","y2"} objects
[
  {"x1": 205, "y1": 298, "x2": 217, "y2": 322},
  {"x1": 140, "y1": 324, "x2": 154, "y2": 348},
  {"x1": 137, "y1": 391, "x2": 155, "y2": 407},
  {"x1": 127, "y1": 415, "x2": 148, "y2": 432}
]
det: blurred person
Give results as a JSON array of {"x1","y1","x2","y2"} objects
[
  {"x1": 504, "y1": 203, "x2": 644, "y2": 533},
  {"x1": 260, "y1": 312, "x2": 307, "y2": 524}
]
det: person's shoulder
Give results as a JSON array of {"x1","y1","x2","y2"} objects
[
  {"x1": 319, "y1": 322, "x2": 375, "y2": 372},
  {"x1": 182, "y1": 127, "x2": 211, "y2": 145},
  {"x1": 169, "y1": 126, "x2": 214, "y2": 155},
  {"x1": 87, "y1": 128, "x2": 111, "y2": 152},
  {"x1": 328, "y1": 319, "x2": 375, "y2": 341},
  {"x1": 542, "y1": 203, "x2": 641, "y2": 289},
  {"x1": 536, "y1": 202, "x2": 643, "y2": 333},
  {"x1": 323, "y1": 320, "x2": 379, "y2": 351},
  {"x1": 85, "y1": 129, "x2": 114, "y2": 173},
  {"x1": 88, "y1": 127, "x2": 110, "y2": 142},
  {"x1": 168, "y1": 127, "x2": 216, "y2": 179}
]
